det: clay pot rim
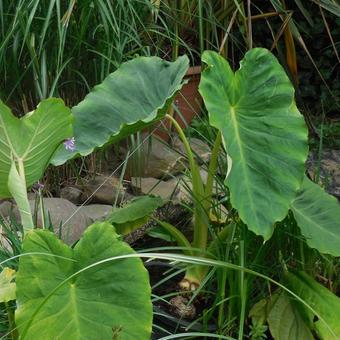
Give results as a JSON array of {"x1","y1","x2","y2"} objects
[{"x1": 185, "y1": 65, "x2": 201, "y2": 76}]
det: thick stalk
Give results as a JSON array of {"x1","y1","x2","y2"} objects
[
  {"x1": 5, "y1": 301, "x2": 18, "y2": 340},
  {"x1": 205, "y1": 131, "x2": 222, "y2": 204},
  {"x1": 153, "y1": 218, "x2": 193, "y2": 256},
  {"x1": 17, "y1": 159, "x2": 34, "y2": 231},
  {"x1": 183, "y1": 223, "x2": 235, "y2": 290},
  {"x1": 8, "y1": 159, "x2": 34, "y2": 233},
  {"x1": 165, "y1": 114, "x2": 208, "y2": 252},
  {"x1": 165, "y1": 114, "x2": 210, "y2": 289}
]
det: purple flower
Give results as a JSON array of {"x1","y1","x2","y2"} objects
[
  {"x1": 32, "y1": 181, "x2": 44, "y2": 191},
  {"x1": 64, "y1": 137, "x2": 76, "y2": 151}
]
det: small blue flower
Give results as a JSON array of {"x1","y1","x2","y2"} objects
[{"x1": 64, "y1": 137, "x2": 76, "y2": 151}]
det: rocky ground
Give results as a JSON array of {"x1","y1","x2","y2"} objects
[{"x1": 1, "y1": 136, "x2": 339, "y2": 246}]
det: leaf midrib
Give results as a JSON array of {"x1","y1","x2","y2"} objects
[
  {"x1": 229, "y1": 106, "x2": 258, "y2": 228},
  {"x1": 0, "y1": 112, "x2": 19, "y2": 159}
]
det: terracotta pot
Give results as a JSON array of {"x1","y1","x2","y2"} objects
[{"x1": 154, "y1": 65, "x2": 202, "y2": 142}]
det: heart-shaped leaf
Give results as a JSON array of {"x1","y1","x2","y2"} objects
[
  {"x1": 199, "y1": 49, "x2": 308, "y2": 239},
  {"x1": 15, "y1": 222, "x2": 152, "y2": 340},
  {"x1": 0, "y1": 98, "x2": 72, "y2": 198},
  {"x1": 291, "y1": 175, "x2": 340, "y2": 256},
  {"x1": 51, "y1": 55, "x2": 189, "y2": 166}
]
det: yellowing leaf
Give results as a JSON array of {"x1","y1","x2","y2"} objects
[{"x1": 0, "y1": 267, "x2": 16, "y2": 302}]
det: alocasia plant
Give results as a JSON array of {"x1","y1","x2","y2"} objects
[
  {"x1": 151, "y1": 48, "x2": 340, "y2": 290},
  {"x1": 199, "y1": 48, "x2": 340, "y2": 257},
  {"x1": 0, "y1": 99, "x2": 73, "y2": 199},
  {"x1": 0, "y1": 98, "x2": 73, "y2": 230},
  {"x1": 199, "y1": 48, "x2": 309, "y2": 240},
  {"x1": 51, "y1": 55, "x2": 189, "y2": 165},
  {"x1": 0, "y1": 55, "x2": 189, "y2": 338},
  {"x1": 15, "y1": 222, "x2": 152, "y2": 340}
]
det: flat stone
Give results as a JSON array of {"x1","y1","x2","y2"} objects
[
  {"x1": 131, "y1": 167, "x2": 222, "y2": 205},
  {"x1": 130, "y1": 177, "x2": 180, "y2": 201},
  {"x1": 79, "y1": 204, "x2": 113, "y2": 223},
  {"x1": 81, "y1": 174, "x2": 127, "y2": 205},
  {"x1": 60, "y1": 186, "x2": 83, "y2": 205}
]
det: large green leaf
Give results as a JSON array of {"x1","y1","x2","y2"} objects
[
  {"x1": 267, "y1": 293, "x2": 314, "y2": 340},
  {"x1": 15, "y1": 222, "x2": 152, "y2": 340},
  {"x1": 199, "y1": 48, "x2": 308, "y2": 239},
  {"x1": 108, "y1": 195, "x2": 163, "y2": 235},
  {"x1": 0, "y1": 98, "x2": 72, "y2": 198},
  {"x1": 51, "y1": 55, "x2": 189, "y2": 165},
  {"x1": 291, "y1": 176, "x2": 340, "y2": 256},
  {"x1": 285, "y1": 271, "x2": 340, "y2": 340}
]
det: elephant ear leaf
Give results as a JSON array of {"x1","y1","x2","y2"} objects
[
  {"x1": 0, "y1": 99, "x2": 72, "y2": 198},
  {"x1": 15, "y1": 222, "x2": 152, "y2": 340},
  {"x1": 51, "y1": 55, "x2": 189, "y2": 166},
  {"x1": 199, "y1": 48, "x2": 308, "y2": 240},
  {"x1": 291, "y1": 175, "x2": 340, "y2": 256}
]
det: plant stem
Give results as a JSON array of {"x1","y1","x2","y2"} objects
[
  {"x1": 165, "y1": 113, "x2": 209, "y2": 249},
  {"x1": 165, "y1": 114, "x2": 196, "y2": 173},
  {"x1": 217, "y1": 268, "x2": 227, "y2": 331},
  {"x1": 5, "y1": 301, "x2": 18, "y2": 340},
  {"x1": 198, "y1": 0, "x2": 204, "y2": 55},
  {"x1": 205, "y1": 131, "x2": 222, "y2": 203},
  {"x1": 238, "y1": 235, "x2": 246, "y2": 340},
  {"x1": 16, "y1": 159, "x2": 34, "y2": 232},
  {"x1": 153, "y1": 218, "x2": 193, "y2": 256}
]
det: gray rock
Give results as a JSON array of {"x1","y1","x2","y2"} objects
[
  {"x1": 123, "y1": 135, "x2": 211, "y2": 178},
  {"x1": 79, "y1": 204, "x2": 113, "y2": 223},
  {"x1": 131, "y1": 177, "x2": 180, "y2": 201},
  {"x1": 0, "y1": 200, "x2": 14, "y2": 219},
  {"x1": 11, "y1": 198, "x2": 91, "y2": 245},
  {"x1": 173, "y1": 136, "x2": 211, "y2": 164},
  {"x1": 130, "y1": 167, "x2": 222, "y2": 205},
  {"x1": 123, "y1": 136, "x2": 211, "y2": 179},
  {"x1": 123, "y1": 135, "x2": 186, "y2": 178},
  {"x1": 60, "y1": 186, "x2": 83, "y2": 205},
  {"x1": 81, "y1": 174, "x2": 127, "y2": 205},
  {"x1": 307, "y1": 149, "x2": 340, "y2": 199}
]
